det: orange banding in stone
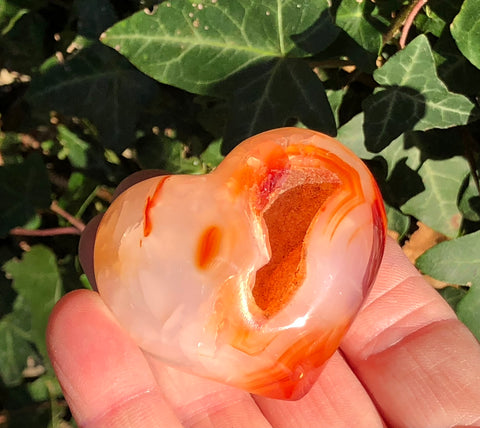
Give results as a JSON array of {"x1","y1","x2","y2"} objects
[
  {"x1": 196, "y1": 225, "x2": 222, "y2": 269},
  {"x1": 143, "y1": 177, "x2": 169, "y2": 237}
]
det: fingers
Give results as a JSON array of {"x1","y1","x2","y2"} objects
[
  {"x1": 48, "y1": 290, "x2": 272, "y2": 428},
  {"x1": 254, "y1": 352, "x2": 385, "y2": 428},
  {"x1": 145, "y1": 356, "x2": 272, "y2": 428},
  {"x1": 47, "y1": 289, "x2": 182, "y2": 428},
  {"x1": 340, "y1": 237, "x2": 480, "y2": 427}
]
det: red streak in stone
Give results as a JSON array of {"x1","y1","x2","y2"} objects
[
  {"x1": 196, "y1": 225, "x2": 222, "y2": 269},
  {"x1": 143, "y1": 177, "x2": 169, "y2": 237}
]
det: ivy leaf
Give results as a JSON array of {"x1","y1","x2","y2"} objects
[
  {"x1": 0, "y1": 153, "x2": 51, "y2": 237},
  {"x1": 223, "y1": 58, "x2": 336, "y2": 151},
  {"x1": 458, "y1": 173, "x2": 480, "y2": 222},
  {"x1": 0, "y1": 296, "x2": 35, "y2": 387},
  {"x1": 451, "y1": 0, "x2": 480, "y2": 70},
  {"x1": 199, "y1": 139, "x2": 224, "y2": 170},
  {"x1": 434, "y1": 30, "x2": 480, "y2": 95},
  {"x1": 338, "y1": 113, "x2": 421, "y2": 177},
  {"x1": 27, "y1": 43, "x2": 160, "y2": 152},
  {"x1": 401, "y1": 156, "x2": 470, "y2": 237},
  {"x1": 102, "y1": 0, "x2": 338, "y2": 149},
  {"x1": 417, "y1": 230, "x2": 480, "y2": 285},
  {"x1": 456, "y1": 282, "x2": 480, "y2": 341},
  {"x1": 335, "y1": 0, "x2": 382, "y2": 54},
  {"x1": 363, "y1": 35, "x2": 478, "y2": 152},
  {"x1": 417, "y1": 232, "x2": 480, "y2": 340},
  {"x1": 57, "y1": 125, "x2": 90, "y2": 168},
  {"x1": 3, "y1": 245, "x2": 63, "y2": 361},
  {"x1": 438, "y1": 286, "x2": 468, "y2": 311},
  {"x1": 385, "y1": 203, "x2": 411, "y2": 239},
  {"x1": 135, "y1": 136, "x2": 206, "y2": 174},
  {"x1": 102, "y1": 0, "x2": 338, "y2": 95}
]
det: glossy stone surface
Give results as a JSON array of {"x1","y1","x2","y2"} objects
[{"x1": 94, "y1": 127, "x2": 386, "y2": 400}]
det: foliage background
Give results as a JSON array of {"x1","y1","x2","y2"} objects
[{"x1": 1, "y1": 0, "x2": 480, "y2": 425}]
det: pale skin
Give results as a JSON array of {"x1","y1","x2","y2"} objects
[{"x1": 47, "y1": 172, "x2": 480, "y2": 428}]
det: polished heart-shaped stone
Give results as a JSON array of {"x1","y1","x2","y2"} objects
[{"x1": 94, "y1": 128, "x2": 386, "y2": 400}]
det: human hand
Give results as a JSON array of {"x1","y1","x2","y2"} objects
[{"x1": 47, "y1": 173, "x2": 480, "y2": 428}]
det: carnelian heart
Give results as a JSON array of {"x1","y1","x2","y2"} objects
[{"x1": 94, "y1": 128, "x2": 386, "y2": 400}]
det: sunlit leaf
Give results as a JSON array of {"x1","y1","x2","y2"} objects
[
  {"x1": 102, "y1": 0, "x2": 338, "y2": 148},
  {"x1": 335, "y1": 0, "x2": 382, "y2": 54},
  {"x1": 451, "y1": 0, "x2": 480, "y2": 70},
  {"x1": 401, "y1": 156, "x2": 469, "y2": 237},
  {"x1": 417, "y1": 230, "x2": 480, "y2": 284},
  {"x1": 363, "y1": 35, "x2": 478, "y2": 152},
  {"x1": 102, "y1": 0, "x2": 338, "y2": 95}
]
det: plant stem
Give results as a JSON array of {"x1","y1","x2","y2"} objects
[
  {"x1": 50, "y1": 201, "x2": 86, "y2": 232},
  {"x1": 383, "y1": 0, "x2": 428, "y2": 47},
  {"x1": 10, "y1": 227, "x2": 82, "y2": 236},
  {"x1": 399, "y1": 0, "x2": 429, "y2": 48}
]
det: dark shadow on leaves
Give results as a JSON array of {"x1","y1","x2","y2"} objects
[
  {"x1": 217, "y1": 58, "x2": 336, "y2": 154},
  {"x1": 404, "y1": 127, "x2": 464, "y2": 162},
  {"x1": 367, "y1": 157, "x2": 425, "y2": 208},
  {"x1": 289, "y1": 8, "x2": 340, "y2": 56},
  {"x1": 427, "y1": 0, "x2": 463, "y2": 23},
  {"x1": 363, "y1": 85, "x2": 426, "y2": 153},
  {"x1": 434, "y1": 28, "x2": 480, "y2": 96}
]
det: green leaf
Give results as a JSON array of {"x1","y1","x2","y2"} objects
[
  {"x1": 3, "y1": 245, "x2": 63, "y2": 360},
  {"x1": 458, "y1": 174, "x2": 480, "y2": 222},
  {"x1": 456, "y1": 282, "x2": 480, "y2": 341},
  {"x1": 417, "y1": 230, "x2": 480, "y2": 284},
  {"x1": 434, "y1": 30, "x2": 480, "y2": 95},
  {"x1": 102, "y1": 0, "x2": 338, "y2": 96},
  {"x1": 223, "y1": 58, "x2": 336, "y2": 151},
  {"x1": 102, "y1": 0, "x2": 338, "y2": 151},
  {"x1": 0, "y1": 153, "x2": 51, "y2": 236},
  {"x1": 414, "y1": 5, "x2": 447, "y2": 37},
  {"x1": 0, "y1": 2, "x2": 28, "y2": 35},
  {"x1": 385, "y1": 203, "x2": 410, "y2": 239},
  {"x1": 419, "y1": 237, "x2": 480, "y2": 340},
  {"x1": 451, "y1": 0, "x2": 480, "y2": 70},
  {"x1": 199, "y1": 139, "x2": 224, "y2": 170},
  {"x1": 401, "y1": 156, "x2": 469, "y2": 237},
  {"x1": 337, "y1": 113, "x2": 421, "y2": 178},
  {"x1": 57, "y1": 125, "x2": 90, "y2": 168},
  {"x1": 27, "y1": 374, "x2": 63, "y2": 402},
  {"x1": 135, "y1": 136, "x2": 206, "y2": 174},
  {"x1": 363, "y1": 35, "x2": 478, "y2": 152},
  {"x1": 326, "y1": 87, "x2": 346, "y2": 127},
  {"x1": 0, "y1": 296, "x2": 35, "y2": 387},
  {"x1": 335, "y1": 0, "x2": 382, "y2": 54},
  {"x1": 27, "y1": 43, "x2": 160, "y2": 152},
  {"x1": 438, "y1": 286, "x2": 468, "y2": 311}
]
